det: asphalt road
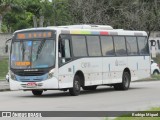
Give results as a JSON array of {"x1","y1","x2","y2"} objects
[{"x1": 0, "y1": 81, "x2": 160, "y2": 119}]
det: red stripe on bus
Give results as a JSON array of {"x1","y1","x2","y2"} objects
[{"x1": 100, "y1": 31, "x2": 109, "y2": 35}]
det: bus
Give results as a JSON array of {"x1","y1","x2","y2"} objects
[{"x1": 7, "y1": 25, "x2": 150, "y2": 96}]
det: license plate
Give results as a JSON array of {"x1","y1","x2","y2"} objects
[{"x1": 26, "y1": 82, "x2": 37, "y2": 88}]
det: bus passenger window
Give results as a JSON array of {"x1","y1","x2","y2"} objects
[
  {"x1": 71, "y1": 36, "x2": 87, "y2": 57},
  {"x1": 101, "y1": 36, "x2": 115, "y2": 56},
  {"x1": 126, "y1": 37, "x2": 138, "y2": 55},
  {"x1": 86, "y1": 36, "x2": 101, "y2": 56},
  {"x1": 63, "y1": 39, "x2": 71, "y2": 58},
  {"x1": 137, "y1": 37, "x2": 149, "y2": 55},
  {"x1": 114, "y1": 36, "x2": 127, "y2": 56}
]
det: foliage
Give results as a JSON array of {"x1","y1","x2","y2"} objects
[
  {"x1": 69, "y1": 0, "x2": 160, "y2": 33},
  {"x1": 151, "y1": 74, "x2": 160, "y2": 80},
  {"x1": 152, "y1": 54, "x2": 160, "y2": 65},
  {"x1": 0, "y1": 58, "x2": 8, "y2": 80},
  {"x1": 0, "y1": 0, "x2": 24, "y2": 32},
  {"x1": 1, "y1": 0, "x2": 160, "y2": 33}
]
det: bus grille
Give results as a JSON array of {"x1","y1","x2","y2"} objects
[{"x1": 16, "y1": 71, "x2": 46, "y2": 76}]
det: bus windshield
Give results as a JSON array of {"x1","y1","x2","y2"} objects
[{"x1": 11, "y1": 39, "x2": 55, "y2": 69}]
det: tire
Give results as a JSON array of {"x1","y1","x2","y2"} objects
[
  {"x1": 114, "y1": 72, "x2": 130, "y2": 90},
  {"x1": 69, "y1": 75, "x2": 81, "y2": 96},
  {"x1": 32, "y1": 90, "x2": 43, "y2": 96},
  {"x1": 82, "y1": 86, "x2": 97, "y2": 90},
  {"x1": 153, "y1": 70, "x2": 159, "y2": 75}
]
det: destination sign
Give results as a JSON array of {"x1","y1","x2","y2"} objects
[{"x1": 16, "y1": 31, "x2": 53, "y2": 39}]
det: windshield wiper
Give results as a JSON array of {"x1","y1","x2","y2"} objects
[
  {"x1": 36, "y1": 39, "x2": 46, "y2": 60},
  {"x1": 20, "y1": 41, "x2": 25, "y2": 61}
]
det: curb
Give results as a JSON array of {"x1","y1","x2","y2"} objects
[{"x1": 133, "y1": 78, "x2": 159, "y2": 82}]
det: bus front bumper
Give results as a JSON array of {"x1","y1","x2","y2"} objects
[{"x1": 9, "y1": 77, "x2": 59, "y2": 90}]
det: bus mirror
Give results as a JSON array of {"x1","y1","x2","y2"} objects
[{"x1": 5, "y1": 45, "x2": 8, "y2": 53}]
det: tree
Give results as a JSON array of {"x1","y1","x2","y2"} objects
[
  {"x1": 52, "y1": 0, "x2": 73, "y2": 26},
  {"x1": 69, "y1": 0, "x2": 160, "y2": 33},
  {"x1": 1, "y1": 0, "x2": 160, "y2": 33},
  {"x1": 0, "y1": 0, "x2": 23, "y2": 32}
]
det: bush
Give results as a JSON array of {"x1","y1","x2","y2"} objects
[{"x1": 0, "y1": 58, "x2": 8, "y2": 80}]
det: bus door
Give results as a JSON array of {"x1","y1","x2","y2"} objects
[{"x1": 58, "y1": 35, "x2": 73, "y2": 88}]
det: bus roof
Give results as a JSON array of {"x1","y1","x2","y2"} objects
[{"x1": 14, "y1": 25, "x2": 148, "y2": 36}]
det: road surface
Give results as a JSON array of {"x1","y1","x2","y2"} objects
[{"x1": 0, "y1": 81, "x2": 160, "y2": 119}]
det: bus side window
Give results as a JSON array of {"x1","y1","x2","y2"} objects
[
  {"x1": 63, "y1": 39, "x2": 71, "y2": 58},
  {"x1": 59, "y1": 36, "x2": 71, "y2": 64}
]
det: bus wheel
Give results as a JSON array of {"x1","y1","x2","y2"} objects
[
  {"x1": 69, "y1": 75, "x2": 81, "y2": 96},
  {"x1": 82, "y1": 86, "x2": 97, "y2": 90},
  {"x1": 32, "y1": 90, "x2": 43, "y2": 96},
  {"x1": 114, "y1": 72, "x2": 130, "y2": 90}
]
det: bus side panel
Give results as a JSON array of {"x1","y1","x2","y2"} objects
[
  {"x1": 58, "y1": 58, "x2": 103, "y2": 88},
  {"x1": 112, "y1": 57, "x2": 128, "y2": 83},
  {"x1": 102, "y1": 57, "x2": 115, "y2": 84},
  {"x1": 128, "y1": 56, "x2": 150, "y2": 81},
  {"x1": 136, "y1": 56, "x2": 150, "y2": 80},
  {"x1": 103, "y1": 56, "x2": 150, "y2": 84},
  {"x1": 83, "y1": 58, "x2": 103, "y2": 86},
  {"x1": 127, "y1": 56, "x2": 139, "y2": 81},
  {"x1": 58, "y1": 63, "x2": 74, "y2": 89}
]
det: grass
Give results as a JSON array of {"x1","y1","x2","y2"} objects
[
  {"x1": 0, "y1": 58, "x2": 8, "y2": 80},
  {"x1": 152, "y1": 54, "x2": 160, "y2": 65},
  {"x1": 151, "y1": 75, "x2": 160, "y2": 80},
  {"x1": 105, "y1": 107, "x2": 160, "y2": 120}
]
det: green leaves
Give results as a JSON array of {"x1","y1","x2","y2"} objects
[
  {"x1": 1, "y1": 0, "x2": 160, "y2": 33},
  {"x1": 1, "y1": 0, "x2": 72, "y2": 32}
]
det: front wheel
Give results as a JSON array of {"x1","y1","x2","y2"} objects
[
  {"x1": 114, "y1": 72, "x2": 130, "y2": 90},
  {"x1": 69, "y1": 75, "x2": 81, "y2": 96},
  {"x1": 32, "y1": 90, "x2": 43, "y2": 96}
]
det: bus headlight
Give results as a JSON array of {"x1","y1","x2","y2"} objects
[
  {"x1": 10, "y1": 70, "x2": 17, "y2": 80},
  {"x1": 48, "y1": 69, "x2": 55, "y2": 79}
]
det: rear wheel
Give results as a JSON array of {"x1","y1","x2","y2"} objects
[
  {"x1": 82, "y1": 86, "x2": 97, "y2": 90},
  {"x1": 32, "y1": 90, "x2": 43, "y2": 96},
  {"x1": 69, "y1": 75, "x2": 81, "y2": 96},
  {"x1": 114, "y1": 72, "x2": 130, "y2": 90}
]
